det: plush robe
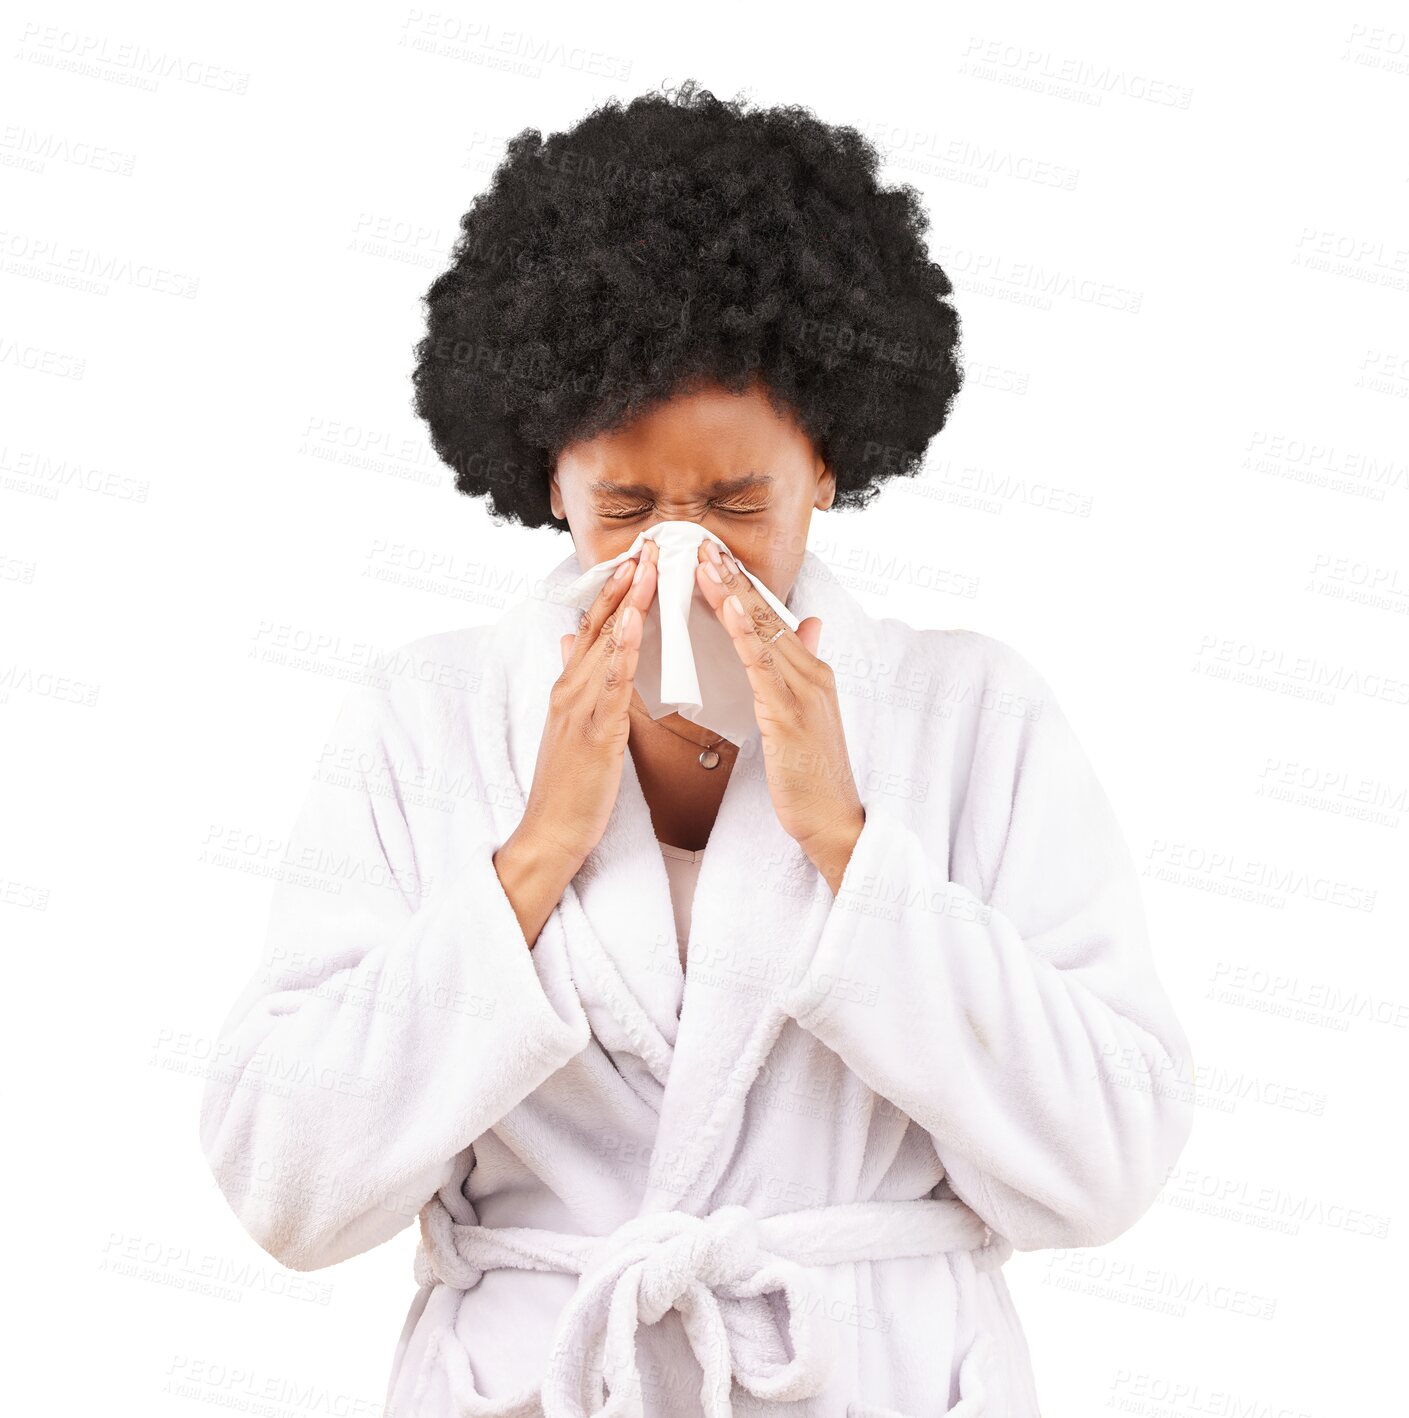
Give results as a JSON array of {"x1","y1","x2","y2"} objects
[{"x1": 198, "y1": 543, "x2": 1196, "y2": 1417}]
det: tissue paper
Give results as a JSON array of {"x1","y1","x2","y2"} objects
[{"x1": 556, "y1": 520, "x2": 799, "y2": 746}]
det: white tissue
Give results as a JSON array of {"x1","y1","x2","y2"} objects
[{"x1": 556, "y1": 520, "x2": 800, "y2": 746}]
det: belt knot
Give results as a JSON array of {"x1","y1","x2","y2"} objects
[
  {"x1": 414, "y1": 1194, "x2": 1011, "y2": 1417},
  {"x1": 596, "y1": 1204, "x2": 759, "y2": 1325}
]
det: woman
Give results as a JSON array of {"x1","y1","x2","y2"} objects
[{"x1": 200, "y1": 80, "x2": 1194, "y2": 1416}]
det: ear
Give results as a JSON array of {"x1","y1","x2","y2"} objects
[
  {"x1": 815, "y1": 462, "x2": 836, "y2": 512},
  {"x1": 549, "y1": 468, "x2": 565, "y2": 522}
]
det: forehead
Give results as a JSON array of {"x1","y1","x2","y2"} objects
[{"x1": 556, "y1": 380, "x2": 809, "y2": 490}]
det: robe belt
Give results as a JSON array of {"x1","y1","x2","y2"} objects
[{"x1": 414, "y1": 1195, "x2": 1012, "y2": 1418}]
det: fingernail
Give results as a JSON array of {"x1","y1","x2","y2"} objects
[
  {"x1": 727, "y1": 594, "x2": 744, "y2": 617},
  {"x1": 632, "y1": 557, "x2": 645, "y2": 585},
  {"x1": 614, "y1": 561, "x2": 632, "y2": 582},
  {"x1": 703, "y1": 540, "x2": 722, "y2": 564},
  {"x1": 704, "y1": 561, "x2": 724, "y2": 584}
]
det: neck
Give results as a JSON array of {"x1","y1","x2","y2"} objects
[{"x1": 630, "y1": 703, "x2": 730, "y2": 750}]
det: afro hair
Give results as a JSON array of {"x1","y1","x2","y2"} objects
[{"x1": 411, "y1": 78, "x2": 965, "y2": 531}]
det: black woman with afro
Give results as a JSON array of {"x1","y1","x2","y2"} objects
[{"x1": 202, "y1": 78, "x2": 1195, "y2": 1418}]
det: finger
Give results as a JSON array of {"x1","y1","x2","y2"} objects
[
  {"x1": 794, "y1": 616, "x2": 823, "y2": 658},
  {"x1": 712, "y1": 588, "x2": 802, "y2": 734},
  {"x1": 584, "y1": 537, "x2": 657, "y2": 678},
  {"x1": 573, "y1": 539, "x2": 660, "y2": 716},
  {"x1": 621, "y1": 535, "x2": 659, "y2": 620},
  {"x1": 592, "y1": 602, "x2": 643, "y2": 726},
  {"x1": 720, "y1": 590, "x2": 793, "y2": 678},
  {"x1": 694, "y1": 543, "x2": 800, "y2": 661},
  {"x1": 567, "y1": 545, "x2": 655, "y2": 677},
  {"x1": 566, "y1": 554, "x2": 638, "y2": 670}
]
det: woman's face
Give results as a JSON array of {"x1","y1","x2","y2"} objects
[{"x1": 549, "y1": 378, "x2": 835, "y2": 602}]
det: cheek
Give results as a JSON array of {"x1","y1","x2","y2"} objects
[
  {"x1": 745, "y1": 512, "x2": 808, "y2": 569},
  {"x1": 575, "y1": 519, "x2": 642, "y2": 566},
  {"x1": 596, "y1": 540, "x2": 639, "y2": 568},
  {"x1": 710, "y1": 521, "x2": 765, "y2": 564},
  {"x1": 719, "y1": 526, "x2": 793, "y2": 590},
  {"x1": 570, "y1": 531, "x2": 614, "y2": 569}
]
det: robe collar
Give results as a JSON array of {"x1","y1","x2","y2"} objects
[{"x1": 497, "y1": 541, "x2": 883, "y2": 1214}]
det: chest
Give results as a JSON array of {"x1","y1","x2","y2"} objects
[
  {"x1": 632, "y1": 737, "x2": 736, "y2": 970},
  {"x1": 629, "y1": 728, "x2": 736, "y2": 852},
  {"x1": 626, "y1": 726, "x2": 737, "y2": 969}
]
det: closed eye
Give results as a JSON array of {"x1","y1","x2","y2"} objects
[{"x1": 600, "y1": 505, "x2": 765, "y2": 520}]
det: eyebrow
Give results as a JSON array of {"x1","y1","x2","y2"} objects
[{"x1": 589, "y1": 472, "x2": 774, "y2": 497}]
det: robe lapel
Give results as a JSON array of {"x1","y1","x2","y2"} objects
[
  {"x1": 500, "y1": 556, "x2": 686, "y2": 1115},
  {"x1": 500, "y1": 542, "x2": 880, "y2": 1211}
]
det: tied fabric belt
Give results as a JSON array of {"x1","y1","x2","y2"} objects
[{"x1": 413, "y1": 1196, "x2": 1013, "y2": 1418}]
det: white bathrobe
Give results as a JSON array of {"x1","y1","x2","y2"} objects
[{"x1": 198, "y1": 543, "x2": 1195, "y2": 1418}]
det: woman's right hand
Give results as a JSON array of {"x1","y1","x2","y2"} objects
[{"x1": 514, "y1": 537, "x2": 660, "y2": 875}]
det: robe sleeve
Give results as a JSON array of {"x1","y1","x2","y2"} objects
[
  {"x1": 198, "y1": 673, "x2": 591, "y2": 1272},
  {"x1": 782, "y1": 642, "x2": 1195, "y2": 1251}
]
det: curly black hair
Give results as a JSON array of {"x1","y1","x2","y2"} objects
[{"x1": 411, "y1": 78, "x2": 965, "y2": 531}]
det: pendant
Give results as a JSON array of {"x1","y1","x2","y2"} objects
[{"x1": 699, "y1": 748, "x2": 721, "y2": 769}]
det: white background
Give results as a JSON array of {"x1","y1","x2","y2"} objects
[{"x1": 4, "y1": 1, "x2": 1406, "y2": 1414}]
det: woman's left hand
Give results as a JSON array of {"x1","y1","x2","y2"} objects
[{"x1": 695, "y1": 541, "x2": 865, "y2": 894}]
